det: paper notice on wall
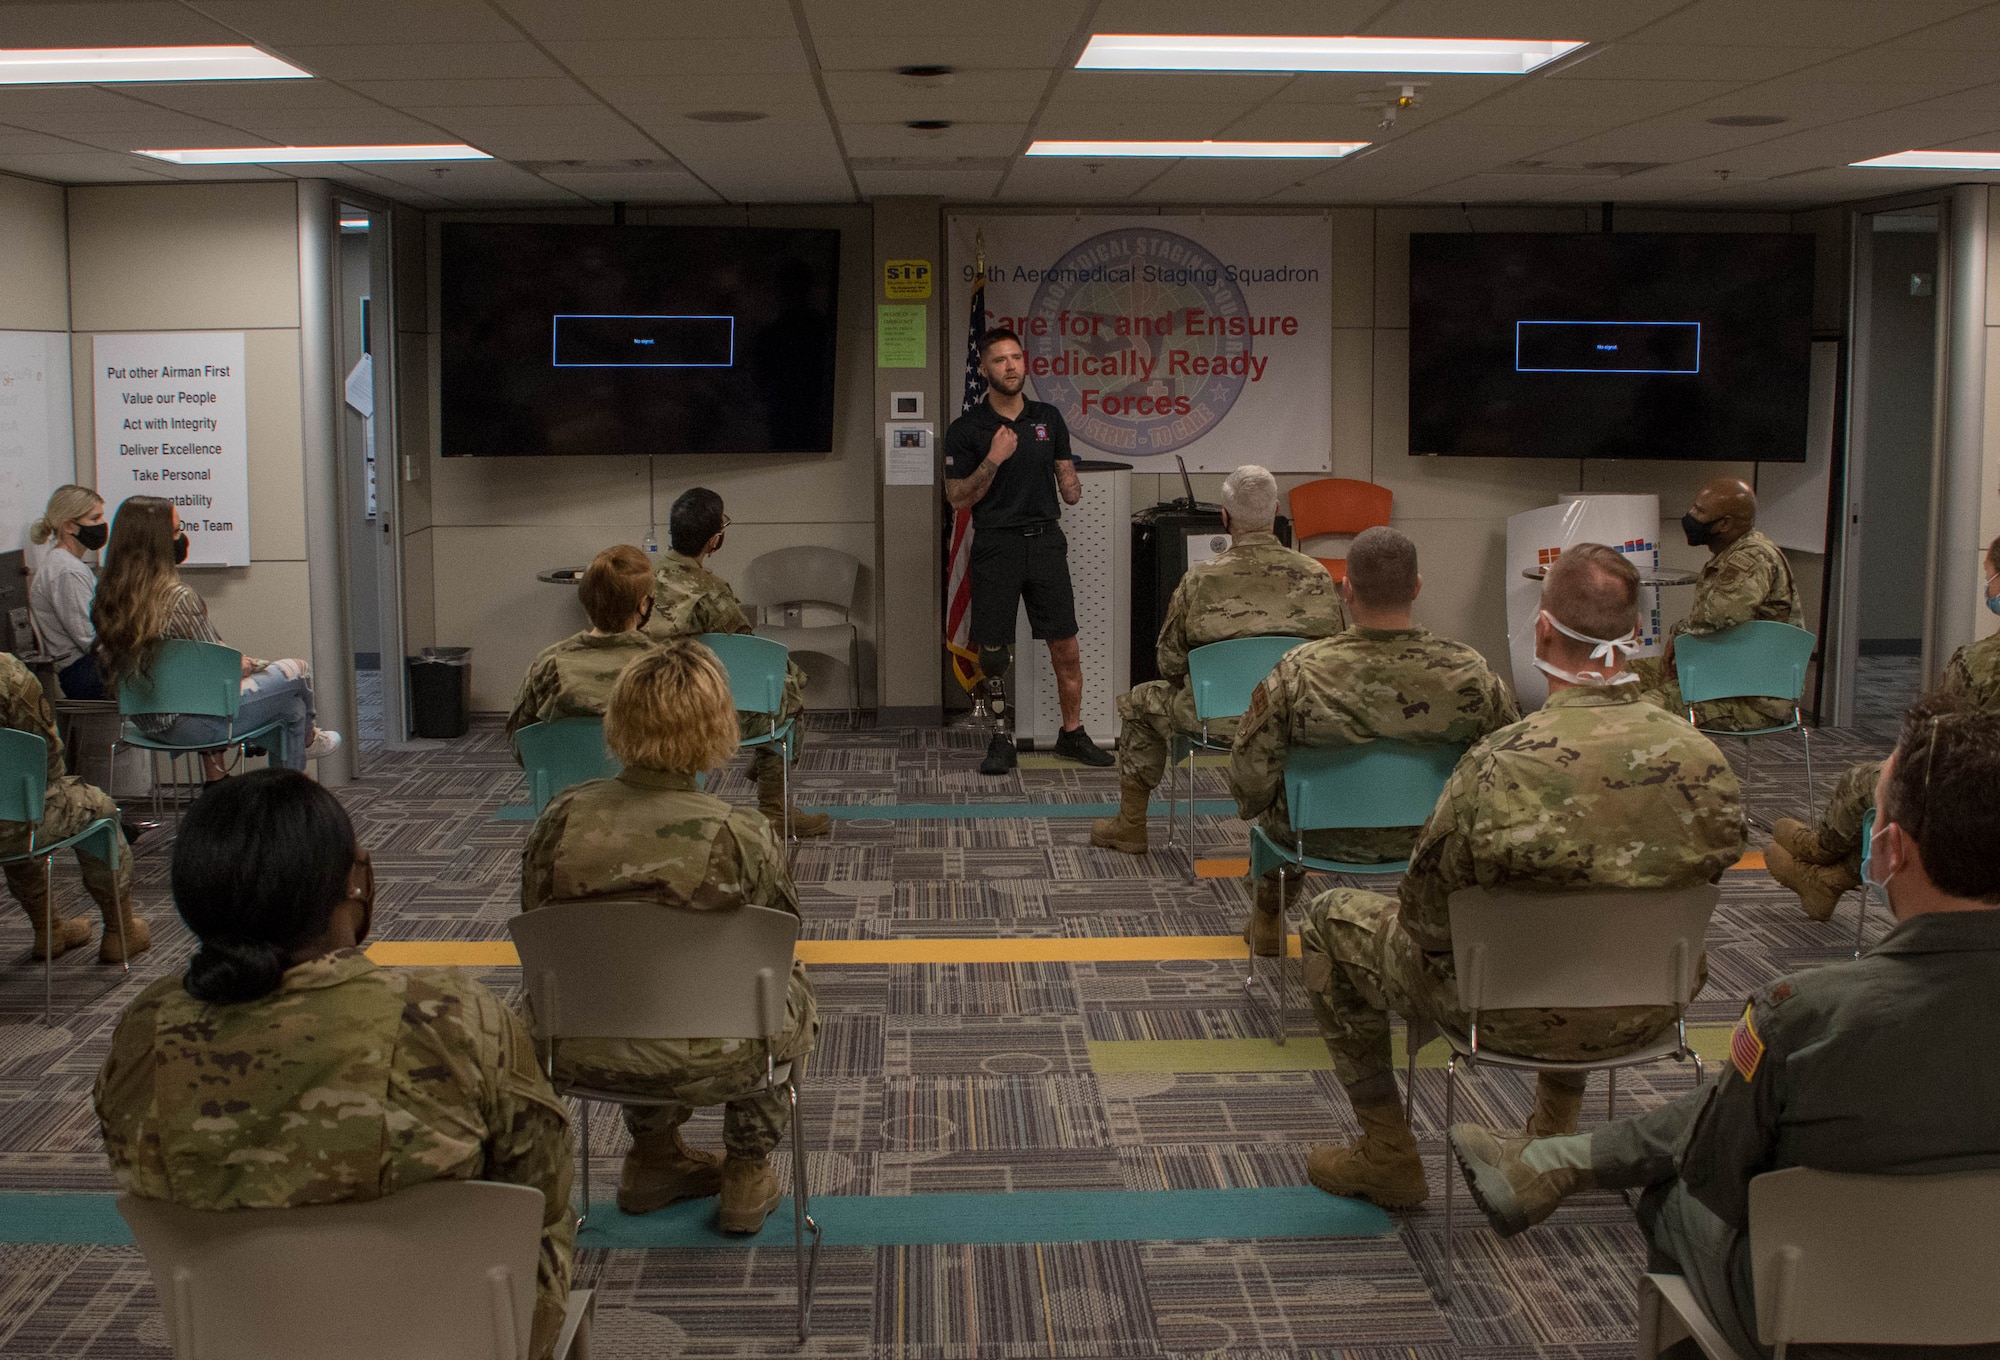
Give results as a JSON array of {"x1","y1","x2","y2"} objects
[
  {"x1": 0, "y1": 331, "x2": 73, "y2": 559},
  {"x1": 1505, "y1": 493, "x2": 1661, "y2": 710},
  {"x1": 94, "y1": 332, "x2": 250, "y2": 568}
]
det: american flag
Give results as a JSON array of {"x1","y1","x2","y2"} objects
[{"x1": 944, "y1": 238, "x2": 987, "y2": 692}]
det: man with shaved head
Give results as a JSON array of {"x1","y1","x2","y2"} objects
[
  {"x1": 1296, "y1": 544, "x2": 1744, "y2": 1210},
  {"x1": 1091, "y1": 465, "x2": 1345, "y2": 855},
  {"x1": 1631, "y1": 476, "x2": 1802, "y2": 732}
]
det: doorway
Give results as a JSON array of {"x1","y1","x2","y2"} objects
[
  {"x1": 1839, "y1": 203, "x2": 1945, "y2": 726},
  {"x1": 334, "y1": 202, "x2": 403, "y2": 753}
]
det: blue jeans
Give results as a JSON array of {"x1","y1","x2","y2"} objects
[{"x1": 156, "y1": 670, "x2": 315, "y2": 771}]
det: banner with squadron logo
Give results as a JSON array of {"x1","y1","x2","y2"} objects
[{"x1": 946, "y1": 215, "x2": 1333, "y2": 472}]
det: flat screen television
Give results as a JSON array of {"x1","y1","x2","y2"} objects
[
  {"x1": 438, "y1": 223, "x2": 841, "y2": 457},
  {"x1": 1408, "y1": 233, "x2": 1815, "y2": 461}
]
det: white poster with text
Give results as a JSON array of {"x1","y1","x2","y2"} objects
[
  {"x1": 94, "y1": 332, "x2": 249, "y2": 567},
  {"x1": 947, "y1": 215, "x2": 1333, "y2": 472}
]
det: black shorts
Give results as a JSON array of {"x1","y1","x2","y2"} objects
[{"x1": 970, "y1": 524, "x2": 1078, "y2": 644}]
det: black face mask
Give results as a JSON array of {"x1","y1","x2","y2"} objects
[
  {"x1": 173, "y1": 532, "x2": 190, "y2": 565},
  {"x1": 73, "y1": 522, "x2": 107, "y2": 551},
  {"x1": 1682, "y1": 512, "x2": 1718, "y2": 547}
]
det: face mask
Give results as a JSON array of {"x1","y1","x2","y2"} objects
[
  {"x1": 1533, "y1": 609, "x2": 1642, "y2": 688},
  {"x1": 73, "y1": 522, "x2": 107, "y2": 551},
  {"x1": 1987, "y1": 573, "x2": 2000, "y2": 615},
  {"x1": 172, "y1": 532, "x2": 190, "y2": 565},
  {"x1": 1682, "y1": 512, "x2": 1717, "y2": 547},
  {"x1": 1863, "y1": 822, "x2": 1900, "y2": 916}
]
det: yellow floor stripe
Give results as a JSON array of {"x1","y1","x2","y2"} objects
[{"x1": 366, "y1": 935, "x2": 1305, "y2": 968}]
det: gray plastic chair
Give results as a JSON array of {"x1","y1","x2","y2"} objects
[
  {"x1": 1638, "y1": 1166, "x2": 2000, "y2": 1360},
  {"x1": 507, "y1": 897, "x2": 821, "y2": 1340},
  {"x1": 1428, "y1": 883, "x2": 1720, "y2": 1303},
  {"x1": 745, "y1": 545, "x2": 862, "y2": 713},
  {"x1": 118, "y1": 1180, "x2": 594, "y2": 1360}
]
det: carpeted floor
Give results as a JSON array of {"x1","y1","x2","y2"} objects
[{"x1": 0, "y1": 668, "x2": 1909, "y2": 1357}]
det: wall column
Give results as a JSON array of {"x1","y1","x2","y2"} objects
[
  {"x1": 296, "y1": 180, "x2": 353, "y2": 784},
  {"x1": 872, "y1": 197, "x2": 943, "y2": 723},
  {"x1": 1937, "y1": 183, "x2": 1989, "y2": 674}
]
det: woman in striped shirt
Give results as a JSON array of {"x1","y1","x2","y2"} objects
[{"x1": 92, "y1": 497, "x2": 339, "y2": 774}]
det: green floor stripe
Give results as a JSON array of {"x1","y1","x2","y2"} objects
[
  {"x1": 0, "y1": 1187, "x2": 1389, "y2": 1250},
  {"x1": 822, "y1": 800, "x2": 1238, "y2": 821},
  {"x1": 1089, "y1": 1026, "x2": 1735, "y2": 1074},
  {"x1": 493, "y1": 804, "x2": 536, "y2": 822}
]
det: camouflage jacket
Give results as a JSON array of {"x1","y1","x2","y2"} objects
[
  {"x1": 1940, "y1": 630, "x2": 2000, "y2": 710},
  {"x1": 1675, "y1": 529, "x2": 1801, "y2": 640},
  {"x1": 520, "y1": 766, "x2": 814, "y2": 1075},
  {"x1": 94, "y1": 953, "x2": 575, "y2": 1359},
  {"x1": 504, "y1": 628, "x2": 654, "y2": 753},
  {"x1": 0, "y1": 651, "x2": 64, "y2": 786},
  {"x1": 1400, "y1": 685, "x2": 1745, "y2": 955},
  {"x1": 645, "y1": 550, "x2": 751, "y2": 640},
  {"x1": 1231, "y1": 625, "x2": 1519, "y2": 861},
  {"x1": 1157, "y1": 531, "x2": 1345, "y2": 683}
]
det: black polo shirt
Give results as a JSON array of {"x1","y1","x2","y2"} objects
[{"x1": 941, "y1": 397, "x2": 1074, "y2": 529}]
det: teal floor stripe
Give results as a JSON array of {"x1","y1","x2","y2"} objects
[
  {"x1": 822, "y1": 800, "x2": 1238, "y2": 821},
  {"x1": 0, "y1": 1187, "x2": 1387, "y2": 1250},
  {"x1": 493, "y1": 804, "x2": 536, "y2": 821}
]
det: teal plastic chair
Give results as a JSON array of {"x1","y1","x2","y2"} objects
[
  {"x1": 1166, "y1": 636, "x2": 1309, "y2": 880},
  {"x1": 1245, "y1": 739, "x2": 1464, "y2": 1043},
  {"x1": 116, "y1": 639, "x2": 289, "y2": 821},
  {"x1": 515, "y1": 718, "x2": 620, "y2": 816},
  {"x1": 1853, "y1": 806, "x2": 1877, "y2": 957},
  {"x1": 698, "y1": 633, "x2": 799, "y2": 842},
  {"x1": 1674, "y1": 620, "x2": 1817, "y2": 821},
  {"x1": 0, "y1": 728, "x2": 125, "y2": 1023}
]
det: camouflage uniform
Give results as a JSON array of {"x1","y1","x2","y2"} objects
[
  {"x1": 503, "y1": 628, "x2": 656, "y2": 761},
  {"x1": 1114, "y1": 532, "x2": 1345, "y2": 788},
  {"x1": 94, "y1": 953, "x2": 576, "y2": 1360},
  {"x1": 1300, "y1": 686, "x2": 1745, "y2": 1095},
  {"x1": 1632, "y1": 529, "x2": 1802, "y2": 732},
  {"x1": 0, "y1": 652, "x2": 131, "y2": 937},
  {"x1": 646, "y1": 550, "x2": 806, "y2": 781},
  {"x1": 1807, "y1": 630, "x2": 2000, "y2": 871},
  {"x1": 1231, "y1": 625, "x2": 1518, "y2": 866},
  {"x1": 520, "y1": 766, "x2": 816, "y2": 1157}
]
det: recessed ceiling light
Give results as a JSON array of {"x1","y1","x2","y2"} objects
[
  {"x1": 1852, "y1": 149, "x2": 2000, "y2": 169},
  {"x1": 135, "y1": 144, "x2": 490, "y2": 164},
  {"x1": 1708, "y1": 114, "x2": 1787, "y2": 128},
  {"x1": 1027, "y1": 139, "x2": 1368, "y2": 158},
  {"x1": 0, "y1": 45, "x2": 309, "y2": 84},
  {"x1": 1076, "y1": 34, "x2": 1585, "y2": 74},
  {"x1": 684, "y1": 110, "x2": 768, "y2": 123},
  {"x1": 907, "y1": 120, "x2": 953, "y2": 130}
]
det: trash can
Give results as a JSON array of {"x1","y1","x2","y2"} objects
[{"x1": 406, "y1": 647, "x2": 471, "y2": 739}]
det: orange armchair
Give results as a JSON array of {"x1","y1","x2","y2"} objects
[{"x1": 1287, "y1": 478, "x2": 1392, "y2": 582}]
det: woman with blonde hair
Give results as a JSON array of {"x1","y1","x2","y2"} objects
[
  {"x1": 27, "y1": 484, "x2": 110, "y2": 699},
  {"x1": 519, "y1": 636, "x2": 815, "y2": 1236},
  {"x1": 92, "y1": 496, "x2": 338, "y2": 773}
]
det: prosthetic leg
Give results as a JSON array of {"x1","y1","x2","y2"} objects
[{"x1": 977, "y1": 643, "x2": 1016, "y2": 776}]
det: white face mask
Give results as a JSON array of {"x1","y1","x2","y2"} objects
[
  {"x1": 1864, "y1": 821, "x2": 1898, "y2": 911},
  {"x1": 1533, "y1": 610, "x2": 1641, "y2": 688}
]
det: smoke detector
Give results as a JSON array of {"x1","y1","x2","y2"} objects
[{"x1": 1357, "y1": 82, "x2": 1428, "y2": 131}]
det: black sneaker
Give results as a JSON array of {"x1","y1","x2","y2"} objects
[
  {"x1": 979, "y1": 732, "x2": 1018, "y2": 776},
  {"x1": 1054, "y1": 724, "x2": 1114, "y2": 767}
]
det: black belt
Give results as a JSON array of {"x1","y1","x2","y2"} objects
[{"x1": 983, "y1": 521, "x2": 1059, "y2": 537}]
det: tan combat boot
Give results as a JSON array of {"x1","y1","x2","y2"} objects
[
  {"x1": 1242, "y1": 872, "x2": 1286, "y2": 958},
  {"x1": 617, "y1": 1125, "x2": 724, "y2": 1215},
  {"x1": 717, "y1": 1152, "x2": 782, "y2": 1234},
  {"x1": 1766, "y1": 841, "x2": 1861, "y2": 923},
  {"x1": 32, "y1": 914, "x2": 92, "y2": 961},
  {"x1": 1523, "y1": 1073, "x2": 1584, "y2": 1137},
  {"x1": 1771, "y1": 817, "x2": 1839, "y2": 866},
  {"x1": 1089, "y1": 778, "x2": 1151, "y2": 854},
  {"x1": 97, "y1": 902, "x2": 152, "y2": 965},
  {"x1": 756, "y1": 760, "x2": 830, "y2": 839},
  {"x1": 1307, "y1": 1097, "x2": 1429, "y2": 1208},
  {"x1": 1447, "y1": 1123, "x2": 1595, "y2": 1238}
]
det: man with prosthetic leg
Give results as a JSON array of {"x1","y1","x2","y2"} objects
[{"x1": 942, "y1": 328, "x2": 1113, "y2": 776}]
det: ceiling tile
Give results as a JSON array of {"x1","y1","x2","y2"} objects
[
  {"x1": 1363, "y1": 0, "x2": 1680, "y2": 43},
  {"x1": 1619, "y1": 0, "x2": 1986, "y2": 48},
  {"x1": 542, "y1": 39, "x2": 809, "y2": 78},
  {"x1": 536, "y1": 169, "x2": 723, "y2": 202},
  {"x1": 344, "y1": 78, "x2": 600, "y2": 107},
  {"x1": 275, "y1": 43, "x2": 566, "y2": 82},
  {"x1": 585, "y1": 74, "x2": 823, "y2": 110},
  {"x1": 201, "y1": 0, "x2": 523, "y2": 44},
  {"x1": 0, "y1": 2, "x2": 238, "y2": 45},
  {"x1": 647, "y1": 118, "x2": 854, "y2": 202},
  {"x1": 842, "y1": 122, "x2": 1024, "y2": 158},
  {"x1": 993, "y1": 156, "x2": 1186, "y2": 200},
  {"x1": 854, "y1": 165, "x2": 1004, "y2": 199},
  {"x1": 802, "y1": 0, "x2": 1091, "y2": 71},
  {"x1": 495, "y1": 0, "x2": 797, "y2": 42},
  {"x1": 1548, "y1": 45, "x2": 1843, "y2": 82},
  {"x1": 1035, "y1": 102, "x2": 1259, "y2": 140},
  {"x1": 1052, "y1": 71, "x2": 1295, "y2": 105}
]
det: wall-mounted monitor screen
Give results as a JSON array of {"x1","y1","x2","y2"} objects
[
  {"x1": 439, "y1": 223, "x2": 841, "y2": 457},
  {"x1": 1408, "y1": 233, "x2": 1815, "y2": 461}
]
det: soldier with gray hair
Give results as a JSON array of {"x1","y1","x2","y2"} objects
[
  {"x1": 1296, "y1": 543, "x2": 1744, "y2": 1210},
  {"x1": 1230, "y1": 525, "x2": 1517, "y2": 956},
  {"x1": 1091, "y1": 466, "x2": 1345, "y2": 855}
]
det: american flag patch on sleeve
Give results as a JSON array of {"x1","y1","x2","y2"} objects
[{"x1": 1730, "y1": 1002, "x2": 1764, "y2": 1081}]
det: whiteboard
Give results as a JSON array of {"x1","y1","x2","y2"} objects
[
  {"x1": 1757, "y1": 339, "x2": 1838, "y2": 555},
  {"x1": 0, "y1": 331, "x2": 75, "y2": 559}
]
